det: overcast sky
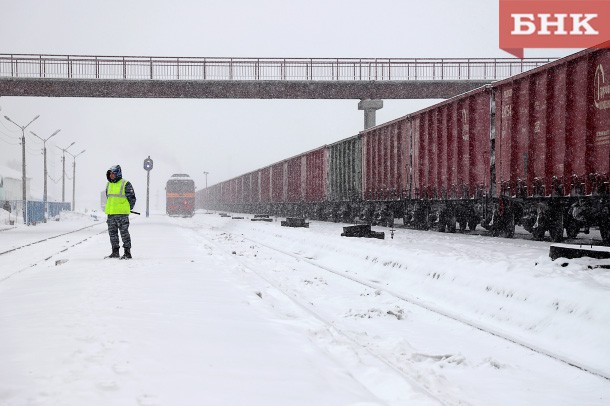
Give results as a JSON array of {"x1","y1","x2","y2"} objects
[{"x1": 0, "y1": 0, "x2": 577, "y2": 212}]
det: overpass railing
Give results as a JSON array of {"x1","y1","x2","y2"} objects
[{"x1": 0, "y1": 54, "x2": 554, "y2": 82}]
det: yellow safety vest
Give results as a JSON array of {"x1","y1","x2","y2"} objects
[{"x1": 105, "y1": 179, "x2": 131, "y2": 215}]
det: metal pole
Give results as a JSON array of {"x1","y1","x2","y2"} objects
[
  {"x1": 204, "y1": 171, "x2": 209, "y2": 188},
  {"x1": 67, "y1": 149, "x2": 85, "y2": 211},
  {"x1": 62, "y1": 153, "x2": 66, "y2": 202},
  {"x1": 57, "y1": 142, "x2": 75, "y2": 203},
  {"x1": 72, "y1": 159, "x2": 76, "y2": 210},
  {"x1": 146, "y1": 170, "x2": 150, "y2": 218},
  {"x1": 43, "y1": 145, "x2": 47, "y2": 220},
  {"x1": 31, "y1": 129, "x2": 59, "y2": 222},
  {"x1": 21, "y1": 127, "x2": 26, "y2": 224},
  {"x1": 4, "y1": 115, "x2": 39, "y2": 225},
  {"x1": 143, "y1": 156, "x2": 154, "y2": 218}
]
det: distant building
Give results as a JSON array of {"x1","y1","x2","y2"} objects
[{"x1": 0, "y1": 165, "x2": 31, "y2": 201}]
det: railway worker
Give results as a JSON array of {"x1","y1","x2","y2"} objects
[{"x1": 105, "y1": 165, "x2": 136, "y2": 259}]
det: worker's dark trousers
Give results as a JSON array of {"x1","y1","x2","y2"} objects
[{"x1": 107, "y1": 214, "x2": 131, "y2": 249}]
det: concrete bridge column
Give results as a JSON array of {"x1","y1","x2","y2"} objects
[{"x1": 358, "y1": 99, "x2": 383, "y2": 129}]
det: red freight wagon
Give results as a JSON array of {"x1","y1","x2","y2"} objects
[
  {"x1": 251, "y1": 171, "x2": 260, "y2": 204},
  {"x1": 236, "y1": 176, "x2": 244, "y2": 204},
  {"x1": 496, "y1": 49, "x2": 610, "y2": 198},
  {"x1": 242, "y1": 173, "x2": 252, "y2": 204},
  {"x1": 220, "y1": 180, "x2": 230, "y2": 204},
  {"x1": 493, "y1": 45, "x2": 610, "y2": 240},
  {"x1": 206, "y1": 183, "x2": 221, "y2": 210},
  {"x1": 195, "y1": 186, "x2": 208, "y2": 210},
  {"x1": 208, "y1": 184, "x2": 219, "y2": 207},
  {"x1": 404, "y1": 86, "x2": 492, "y2": 231},
  {"x1": 271, "y1": 162, "x2": 285, "y2": 203},
  {"x1": 215, "y1": 181, "x2": 222, "y2": 204},
  {"x1": 259, "y1": 167, "x2": 271, "y2": 203},
  {"x1": 228, "y1": 178, "x2": 238, "y2": 205},
  {"x1": 412, "y1": 86, "x2": 491, "y2": 201},
  {"x1": 462, "y1": 88, "x2": 492, "y2": 199},
  {"x1": 304, "y1": 147, "x2": 326, "y2": 202},
  {"x1": 227, "y1": 178, "x2": 235, "y2": 205},
  {"x1": 286, "y1": 154, "x2": 304, "y2": 203},
  {"x1": 412, "y1": 110, "x2": 436, "y2": 199},
  {"x1": 362, "y1": 117, "x2": 410, "y2": 201}
]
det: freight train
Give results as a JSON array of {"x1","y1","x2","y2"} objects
[
  {"x1": 197, "y1": 44, "x2": 610, "y2": 243},
  {"x1": 166, "y1": 174, "x2": 195, "y2": 217}
]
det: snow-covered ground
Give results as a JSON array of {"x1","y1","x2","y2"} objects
[{"x1": 0, "y1": 210, "x2": 609, "y2": 405}]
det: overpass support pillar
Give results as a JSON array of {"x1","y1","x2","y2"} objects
[{"x1": 358, "y1": 99, "x2": 383, "y2": 130}]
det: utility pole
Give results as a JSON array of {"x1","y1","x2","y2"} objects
[
  {"x1": 56, "y1": 142, "x2": 75, "y2": 203},
  {"x1": 67, "y1": 149, "x2": 86, "y2": 211},
  {"x1": 203, "y1": 171, "x2": 209, "y2": 188},
  {"x1": 30, "y1": 129, "x2": 60, "y2": 222},
  {"x1": 4, "y1": 114, "x2": 40, "y2": 224}
]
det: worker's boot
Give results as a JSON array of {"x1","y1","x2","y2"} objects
[
  {"x1": 121, "y1": 248, "x2": 132, "y2": 260},
  {"x1": 107, "y1": 247, "x2": 120, "y2": 258}
]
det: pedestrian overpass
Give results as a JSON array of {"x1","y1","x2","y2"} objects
[{"x1": 0, "y1": 53, "x2": 554, "y2": 127}]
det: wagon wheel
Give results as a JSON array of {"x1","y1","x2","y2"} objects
[
  {"x1": 458, "y1": 219, "x2": 467, "y2": 232},
  {"x1": 418, "y1": 207, "x2": 431, "y2": 230},
  {"x1": 532, "y1": 226, "x2": 546, "y2": 240},
  {"x1": 501, "y1": 213, "x2": 515, "y2": 238},
  {"x1": 549, "y1": 211, "x2": 564, "y2": 243},
  {"x1": 446, "y1": 214, "x2": 457, "y2": 233},
  {"x1": 468, "y1": 216, "x2": 478, "y2": 232},
  {"x1": 600, "y1": 221, "x2": 610, "y2": 245},
  {"x1": 436, "y1": 213, "x2": 446, "y2": 232},
  {"x1": 565, "y1": 220, "x2": 580, "y2": 239}
]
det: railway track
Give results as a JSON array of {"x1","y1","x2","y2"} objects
[
  {"x1": 189, "y1": 219, "x2": 609, "y2": 397},
  {"x1": 194, "y1": 228, "x2": 453, "y2": 406},
  {"x1": 0, "y1": 223, "x2": 106, "y2": 282},
  {"x1": 250, "y1": 234, "x2": 609, "y2": 380}
]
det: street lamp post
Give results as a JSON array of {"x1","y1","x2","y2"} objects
[
  {"x1": 203, "y1": 171, "x2": 209, "y2": 189},
  {"x1": 4, "y1": 114, "x2": 40, "y2": 224},
  {"x1": 67, "y1": 149, "x2": 86, "y2": 211},
  {"x1": 30, "y1": 129, "x2": 61, "y2": 222},
  {"x1": 56, "y1": 142, "x2": 75, "y2": 203}
]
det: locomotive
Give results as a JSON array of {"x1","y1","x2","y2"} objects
[
  {"x1": 166, "y1": 174, "x2": 195, "y2": 217},
  {"x1": 198, "y1": 44, "x2": 610, "y2": 243}
]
